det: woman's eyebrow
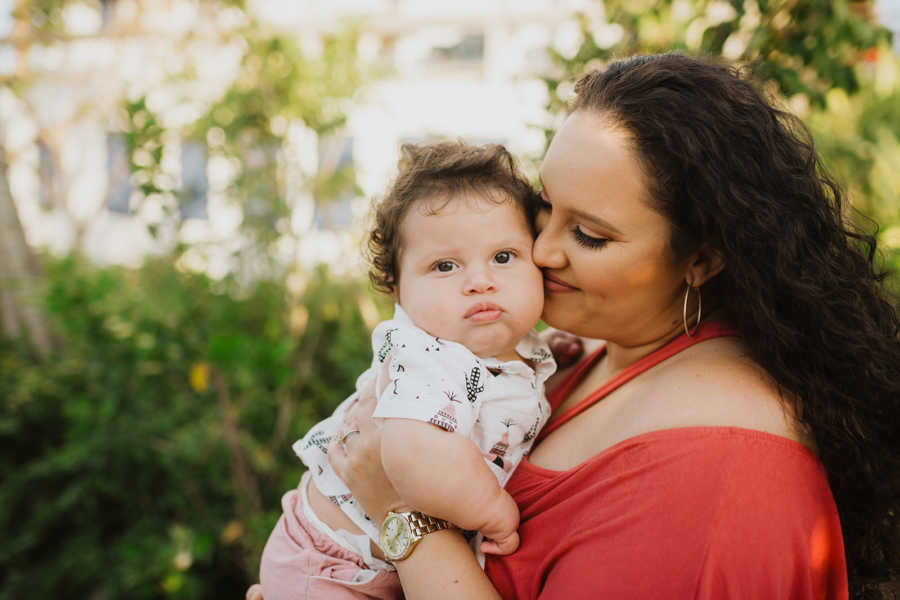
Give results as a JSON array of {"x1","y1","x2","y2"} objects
[
  {"x1": 570, "y1": 207, "x2": 623, "y2": 235},
  {"x1": 538, "y1": 175, "x2": 623, "y2": 236}
]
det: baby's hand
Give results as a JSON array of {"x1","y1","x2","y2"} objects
[
  {"x1": 476, "y1": 488, "x2": 520, "y2": 555},
  {"x1": 543, "y1": 329, "x2": 584, "y2": 369},
  {"x1": 480, "y1": 530, "x2": 520, "y2": 556}
]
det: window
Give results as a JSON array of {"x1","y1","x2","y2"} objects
[
  {"x1": 37, "y1": 140, "x2": 57, "y2": 209},
  {"x1": 314, "y1": 135, "x2": 355, "y2": 229},
  {"x1": 430, "y1": 32, "x2": 484, "y2": 63},
  {"x1": 180, "y1": 141, "x2": 208, "y2": 220},
  {"x1": 106, "y1": 133, "x2": 133, "y2": 214}
]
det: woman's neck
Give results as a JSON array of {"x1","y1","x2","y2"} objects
[
  {"x1": 601, "y1": 331, "x2": 680, "y2": 376},
  {"x1": 602, "y1": 310, "x2": 730, "y2": 375}
]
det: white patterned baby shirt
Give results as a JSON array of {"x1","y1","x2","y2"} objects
[{"x1": 294, "y1": 304, "x2": 556, "y2": 550}]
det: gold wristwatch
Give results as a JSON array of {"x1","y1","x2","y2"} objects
[{"x1": 378, "y1": 511, "x2": 453, "y2": 561}]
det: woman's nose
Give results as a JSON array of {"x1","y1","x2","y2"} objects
[{"x1": 532, "y1": 225, "x2": 566, "y2": 269}]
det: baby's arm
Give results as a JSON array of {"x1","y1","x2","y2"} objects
[{"x1": 380, "y1": 418, "x2": 520, "y2": 555}]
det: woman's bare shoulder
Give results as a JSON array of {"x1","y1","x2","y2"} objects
[
  {"x1": 642, "y1": 337, "x2": 812, "y2": 448},
  {"x1": 532, "y1": 335, "x2": 813, "y2": 472}
]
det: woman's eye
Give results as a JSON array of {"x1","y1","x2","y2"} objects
[
  {"x1": 538, "y1": 198, "x2": 552, "y2": 212},
  {"x1": 435, "y1": 261, "x2": 457, "y2": 272},
  {"x1": 573, "y1": 226, "x2": 609, "y2": 249},
  {"x1": 494, "y1": 251, "x2": 514, "y2": 264}
]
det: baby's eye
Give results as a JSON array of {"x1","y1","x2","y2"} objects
[
  {"x1": 494, "y1": 251, "x2": 515, "y2": 264},
  {"x1": 435, "y1": 260, "x2": 457, "y2": 273}
]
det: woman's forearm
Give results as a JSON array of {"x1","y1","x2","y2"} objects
[{"x1": 392, "y1": 528, "x2": 502, "y2": 600}]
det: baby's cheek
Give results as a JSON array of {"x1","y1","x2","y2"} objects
[
  {"x1": 514, "y1": 266, "x2": 546, "y2": 328},
  {"x1": 408, "y1": 301, "x2": 458, "y2": 340},
  {"x1": 528, "y1": 263, "x2": 546, "y2": 302}
]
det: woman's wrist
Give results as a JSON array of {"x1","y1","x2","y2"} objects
[
  {"x1": 392, "y1": 528, "x2": 502, "y2": 600},
  {"x1": 373, "y1": 501, "x2": 416, "y2": 526}
]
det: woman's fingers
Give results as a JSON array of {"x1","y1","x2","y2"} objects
[
  {"x1": 328, "y1": 403, "x2": 377, "y2": 484},
  {"x1": 328, "y1": 407, "x2": 407, "y2": 524},
  {"x1": 344, "y1": 373, "x2": 378, "y2": 428},
  {"x1": 245, "y1": 583, "x2": 264, "y2": 600},
  {"x1": 332, "y1": 371, "x2": 381, "y2": 482}
]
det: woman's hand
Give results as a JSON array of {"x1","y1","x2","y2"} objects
[
  {"x1": 328, "y1": 377, "x2": 411, "y2": 525},
  {"x1": 543, "y1": 329, "x2": 584, "y2": 369}
]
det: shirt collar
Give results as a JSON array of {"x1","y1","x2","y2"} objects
[{"x1": 392, "y1": 303, "x2": 557, "y2": 382}]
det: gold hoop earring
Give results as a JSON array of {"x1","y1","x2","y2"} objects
[{"x1": 682, "y1": 285, "x2": 702, "y2": 337}]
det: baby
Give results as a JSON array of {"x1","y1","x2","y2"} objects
[{"x1": 260, "y1": 141, "x2": 555, "y2": 599}]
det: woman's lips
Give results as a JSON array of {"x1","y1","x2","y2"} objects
[
  {"x1": 465, "y1": 302, "x2": 503, "y2": 322},
  {"x1": 543, "y1": 273, "x2": 578, "y2": 293}
]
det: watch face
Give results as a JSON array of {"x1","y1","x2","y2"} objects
[{"x1": 380, "y1": 514, "x2": 412, "y2": 560}]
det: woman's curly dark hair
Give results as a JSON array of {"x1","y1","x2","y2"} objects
[
  {"x1": 572, "y1": 53, "x2": 900, "y2": 589},
  {"x1": 366, "y1": 141, "x2": 538, "y2": 293}
]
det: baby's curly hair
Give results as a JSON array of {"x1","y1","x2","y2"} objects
[{"x1": 367, "y1": 141, "x2": 539, "y2": 294}]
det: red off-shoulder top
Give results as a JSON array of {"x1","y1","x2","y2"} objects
[{"x1": 484, "y1": 323, "x2": 848, "y2": 599}]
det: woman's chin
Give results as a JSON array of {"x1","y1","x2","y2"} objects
[{"x1": 540, "y1": 302, "x2": 583, "y2": 334}]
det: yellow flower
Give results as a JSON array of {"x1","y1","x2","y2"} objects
[
  {"x1": 220, "y1": 520, "x2": 245, "y2": 545},
  {"x1": 189, "y1": 362, "x2": 210, "y2": 393}
]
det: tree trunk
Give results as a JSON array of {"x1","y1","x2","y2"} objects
[{"x1": 0, "y1": 145, "x2": 56, "y2": 358}]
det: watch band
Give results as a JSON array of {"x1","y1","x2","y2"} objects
[
  {"x1": 379, "y1": 510, "x2": 454, "y2": 561},
  {"x1": 407, "y1": 512, "x2": 452, "y2": 538}
]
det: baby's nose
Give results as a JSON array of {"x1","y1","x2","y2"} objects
[{"x1": 464, "y1": 268, "x2": 496, "y2": 294}]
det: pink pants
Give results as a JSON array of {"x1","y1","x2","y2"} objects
[{"x1": 259, "y1": 472, "x2": 402, "y2": 600}]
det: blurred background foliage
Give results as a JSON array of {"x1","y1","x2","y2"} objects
[
  {"x1": 1, "y1": 0, "x2": 898, "y2": 598},
  {"x1": 1, "y1": 255, "x2": 389, "y2": 598}
]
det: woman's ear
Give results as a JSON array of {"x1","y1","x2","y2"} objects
[{"x1": 685, "y1": 244, "x2": 726, "y2": 287}]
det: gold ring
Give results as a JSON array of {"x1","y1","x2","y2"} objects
[{"x1": 340, "y1": 429, "x2": 361, "y2": 445}]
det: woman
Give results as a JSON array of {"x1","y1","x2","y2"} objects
[{"x1": 255, "y1": 53, "x2": 900, "y2": 598}]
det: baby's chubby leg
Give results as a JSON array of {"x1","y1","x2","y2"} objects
[{"x1": 259, "y1": 472, "x2": 401, "y2": 600}]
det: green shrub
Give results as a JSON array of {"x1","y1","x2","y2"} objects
[{"x1": 0, "y1": 255, "x2": 388, "y2": 599}]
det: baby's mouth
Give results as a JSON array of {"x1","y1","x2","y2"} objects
[{"x1": 465, "y1": 302, "x2": 503, "y2": 322}]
